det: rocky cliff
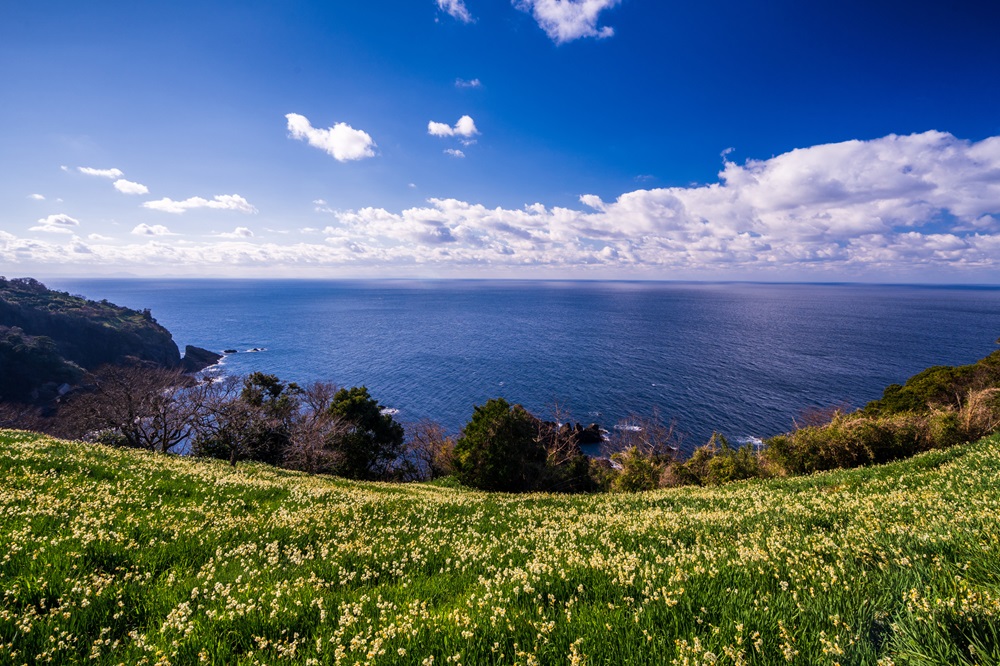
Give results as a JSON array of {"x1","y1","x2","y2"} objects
[{"x1": 0, "y1": 277, "x2": 215, "y2": 402}]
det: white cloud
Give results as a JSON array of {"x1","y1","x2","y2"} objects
[
  {"x1": 30, "y1": 213, "x2": 80, "y2": 234},
  {"x1": 77, "y1": 166, "x2": 124, "y2": 179},
  {"x1": 285, "y1": 113, "x2": 377, "y2": 162},
  {"x1": 142, "y1": 194, "x2": 258, "y2": 215},
  {"x1": 514, "y1": 0, "x2": 621, "y2": 43},
  {"x1": 444, "y1": 149, "x2": 466, "y2": 158},
  {"x1": 28, "y1": 193, "x2": 45, "y2": 201},
  {"x1": 5, "y1": 131, "x2": 1000, "y2": 280},
  {"x1": 88, "y1": 233, "x2": 114, "y2": 241},
  {"x1": 437, "y1": 0, "x2": 473, "y2": 22},
  {"x1": 131, "y1": 223, "x2": 174, "y2": 236},
  {"x1": 428, "y1": 115, "x2": 479, "y2": 138},
  {"x1": 215, "y1": 226, "x2": 254, "y2": 239},
  {"x1": 113, "y1": 179, "x2": 149, "y2": 195},
  {"x1": 455, "y1": 78, "x2": 482, "y2": 88},
  {"x1": 313, "y1": 199, "x2": 327, "y2": 205}
]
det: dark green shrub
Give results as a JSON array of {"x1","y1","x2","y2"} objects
[
  {"x1": 662, "y1": 433, "x2": 768, "y2": 487},
  {"x1": 927, "y1": 411, "x2": 964, "y2": 448},
  {"x1": 764, "y1": 412, "x2": 943, "y2": 476},
  {"x1": 706, "y1": 441, "x2": 766, "y2": 485},
  {"x1": 240, "y1": 372, "x2": 299, "y2": 465},
  {"x1": 453, "y1": 398, "x2": 545, "y2": 491},
  {"x1": 865, "y1": 350, "x2": 1000, "y2": 415},
  {"x1": 586, "y1": 458, "x2": 617, "y2": 492},
  {"x1": 609, "y1": 447, "x2": 663, "y2": 492},
  {"x1": 538, "y1": 451, "x2": 595, "y2": 493},
  {"x1": 325, "y1": 386, "x2": 405, "y2": 481}
]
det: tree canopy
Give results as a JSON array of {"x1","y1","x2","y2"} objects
[
  {"x1": 325, "y1": 386, "x2": 404, "y2": 480},
  {"x1": 453, "y1": 398, "x2": 546, "y2": 491}
]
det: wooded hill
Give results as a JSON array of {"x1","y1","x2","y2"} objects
[{"x1": 0, "y1": 277, "x2": 215, "y2": 403}]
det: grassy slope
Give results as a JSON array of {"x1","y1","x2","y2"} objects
[{"x1": 1, "y1": 431, "x2": 998, "y2": 665}]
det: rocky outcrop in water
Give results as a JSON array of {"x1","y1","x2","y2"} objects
[{"x1": 180, "y1": 345, "x2": 223, "y2": 373}]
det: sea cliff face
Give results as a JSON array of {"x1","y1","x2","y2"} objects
[
  {"x1": 0, "y1": 277, "x2": 181, "y2": 368},
  {"x1": 0, "y1": 277, "x2": 214, "y2": 402}
]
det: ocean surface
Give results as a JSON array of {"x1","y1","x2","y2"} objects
[{"x1": 46, "y1": 279, "x2": 1000, "y2": 452}]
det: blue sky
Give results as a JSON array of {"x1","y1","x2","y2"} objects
[{"x1": 2, "y1": 0, "x2": 1000, "y2": 281}]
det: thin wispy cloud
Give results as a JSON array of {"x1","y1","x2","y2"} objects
[
  {"x1": 28, "y1": 193, "x2": 45, "y2": 201},
  {"x1": 285, "y1": 113, "x2": 377, "y2": 162},
  {"x1": 143, "y1": 194, "x2": 258, "y2": 215},
  {"x1": 455, "y1": 78, "x2": 482, "y2": 88},
  {"x1": 444, "y1": 148, "x2": 466, "y2": 158},
  {"x1": 437, "y1": 0, "x2": 473, "y2": 23},
  {"x1": 313, "y1": 198, "x2": 334, "y2": 213},
  {"x1": 77, "y1": 167, "x2": 124, "y2": 179},
  {"x1": 514, "y1": 0, "x2": 622, "y2": 44},
  {"x1": 428, "y1": 115, "x2": 479, "y2": 138}
]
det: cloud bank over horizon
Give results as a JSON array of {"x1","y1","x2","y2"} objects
[{"x1": 6, "y1": 130, "x2": 1000, "y2": 280}]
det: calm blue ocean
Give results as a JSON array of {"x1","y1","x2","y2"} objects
[{"x1": 46, "y1": 279, "x2": 1000, "y2": 451}]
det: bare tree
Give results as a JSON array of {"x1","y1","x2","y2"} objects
[
  {"x1": 62, "y1": 364, "x2": 200, "y2": 453},
  {"x1": 404, "y1": 419, "x2": 455, "y2": 480},
  {"x1": 0, "y1": 401, "x2": 48, "y2": 432},
  {"x1": 537, "y1": 401, "x2": 583, "y2": 468},
  {"x1": 604, "y1": 407, "x2": 682, "y2": 461},
  {"x1": 190, "y1": 376, "x2": 272, "y2": 466},
  {"x1": 792, "y1": 402, "x2": 852, "y2": 429},
  {"x1": 283, "y1": 382, "x2": 350, "y2": 475}
]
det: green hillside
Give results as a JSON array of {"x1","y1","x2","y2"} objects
[{"x1": 1, "y1": 429, "x2": 998, "y2": 665}]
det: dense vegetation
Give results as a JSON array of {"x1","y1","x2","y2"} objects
[{"x1": 1, "y1": 429, "x2": 998, "y2": 665}]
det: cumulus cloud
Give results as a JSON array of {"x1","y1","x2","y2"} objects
[
  {"x1": 28, "y1": 193, "x2": 45, "y2": 201},
  {"x1": 455, "y1": 78, "x2": 482, "y2": 88},
  {"x1": 30, "y1": 214, "x2": 80, "y2": 234},
  {"x1": 215, "y1": 226, "x2": 254, "y2": 239},
  {"x1": 428, "y1": 115, "x2": 479, "y2": 138},
  {"x1": 131, "y1": 223, "x2": 174, "y2": 236},
  {"x1": 78, "y1": 166, "x2": 124, "y2": 179},
  {"x1": 143, "y1": 194, "x2": 258, "y2": 215},
  {"x1": 444, "y1": 149, "x2": 466, "y2": 158},
  {"x1": 513, "y1": 0, "x2": 621, "y2": 43},
  {"x1": 285, "y1": 113, "x2": 377, "y2": 162},
  {"x1": 437, "y1": 0, "x2": 473, "y2": 22},
  {"x1": 88, "y1": 233, "x2": 114, "y2": 241},
  {"x1": 113, "y1": 179, "x2": 149, "y2": 195},
  {"x1": 5, "y1": 131, "x2": 1000, "y2": 279},
  {"x1": 305, "y1": 131, "x2": 1000, "y2": 273}
]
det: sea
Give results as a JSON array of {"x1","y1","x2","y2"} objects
[{"x1": 45, "y1": 279, "x2": 1000, "y2": 453}]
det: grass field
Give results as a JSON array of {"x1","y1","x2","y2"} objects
[{"x1": 1, "y1": 429, "x2": 999, "y2": 665}]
